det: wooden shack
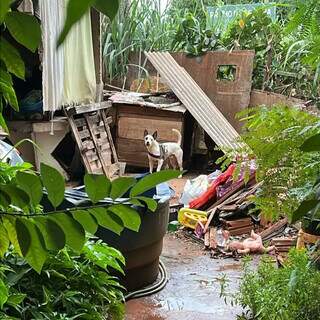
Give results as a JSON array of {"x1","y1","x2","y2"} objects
[{"x1": 112, "y1": 99, "x2": 190, "y2": 168}]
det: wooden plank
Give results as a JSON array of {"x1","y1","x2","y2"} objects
[
  {"x1": 67, "y1": 117, "x2": 92, "y2": 172},
  {"x1": 259, "y1": 218, "x2": 288, "y2": 241},
  {"x1": 84, "y1": 113, "x2": 109, "y2": 176},
  {"x1": 209, "y1": 227, "x2": 217, "y2": 249},
  {"x1": 84, "y1": 150, "x2": 99, "y2": 161},
  {"x1": 79, "y1": 129, "x2": 91, "y2": 139},
  {"x1": 117, "y1": 104, "x2": 184, "y2": 118},
  {"x1": 65, "y1": 101, "x2": 112, "y2": 116},
  {"x1": 118, "y1": 116, "x2": 183, "y2": 141},
  {"x1": 101, "y1": 110, "x2": 118, "y2": 163}
]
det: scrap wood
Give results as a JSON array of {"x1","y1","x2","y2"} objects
[
  {"x1": 223, "y1": 217, "x2": 253, "y2": 228},
  {"x1": 203, "y1": 178, "x2": 250, "y2": 233},
  {"x1": 296, "y1": 229, "x2": 320, "y2": 249},
  {"x1": 204, "y1": 230, "x2": 210, "y2": 248},
  {"x1": 209, "y1": 227, "x2": 217, "y2": 249},
  {"x1": 227, "y1": 225, "x2": 254, "y2": 236},
  {"x1": 259, "y1": 217, "x2": 288, "y2": 241}
]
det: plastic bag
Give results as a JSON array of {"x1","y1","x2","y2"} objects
[{"x1": 180, "y1": 175, "x2": 209, "y2": 206}]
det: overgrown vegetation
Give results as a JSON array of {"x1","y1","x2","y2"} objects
[
  {"x1": 103, "y1": 0, "x2": 320, "y2": 105},
  {"x1": 220, "y1": 250, "x2": 320, "y2": 320},
  {"x1": 0, "y1": 240, "x2": 125, "y2": 319},
  {"x1": 220, "y1": 105, "x2": 320, "y2": 221}
]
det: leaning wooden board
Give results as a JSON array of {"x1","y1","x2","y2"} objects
[{"x1": 65, "y1": 102, "x2": 120, "y2": 178}]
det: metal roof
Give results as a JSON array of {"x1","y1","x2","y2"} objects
[{"x1": 145, "y1": 51, "x2": 243, "y2": 150}]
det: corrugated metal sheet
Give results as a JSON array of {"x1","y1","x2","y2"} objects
[{"x1": 145, "y1": 52, "x2": 243, "y2": 150}]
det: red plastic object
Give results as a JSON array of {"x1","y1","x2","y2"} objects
[{"x1": 189, "y1": 164, "x2": 236, "y2": 209}]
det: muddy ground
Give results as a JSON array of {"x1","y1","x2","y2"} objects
[{"x1": 126, "y1": 232, "x2": 243, "y2": 320}]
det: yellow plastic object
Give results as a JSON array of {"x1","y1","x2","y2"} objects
[{"x1": 178, "y1": 208, "x2": 208, "y2": 230}]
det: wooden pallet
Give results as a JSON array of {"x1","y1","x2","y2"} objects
[{"x1": 65, "y1": 102, "x2": 120, "y2": 178}]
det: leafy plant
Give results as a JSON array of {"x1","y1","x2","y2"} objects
[
  {"x1": 220, "y1": 249, "x2": 320, "y2": 320},
  {"x1": 0, "y1": 239, "x2": 125, "y2": 319},
  {"x1": 220, "y1": 105, "x2": 320, "y2": 221},
  {"x1": 291, "y1": 129, "x2": 320, "y2": 227},
  {"x1": 171, "y1": 11, "x2": 222, "y2": 56},
  {"x1": 0, "y1": 159, "x2": 180, "y2": 273}
]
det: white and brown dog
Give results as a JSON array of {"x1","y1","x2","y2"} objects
[{"x1": 144, "y1": 129, "x2": 183, "y2": 175}]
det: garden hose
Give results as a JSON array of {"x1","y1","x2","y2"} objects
[{"x1": 125, "y1": 260, "x2": 168, "y2": 301}]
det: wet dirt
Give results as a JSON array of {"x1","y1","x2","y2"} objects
[{"x1": 125, "y1": 233, "x2": 243, "y2": 320}]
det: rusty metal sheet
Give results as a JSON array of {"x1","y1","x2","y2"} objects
[
  {"x1": 145, "y1": 52, "x2": 242, "y2": 151},
  {"x1": 172, "y1": 51, "x2": 254, "y2": 132}
]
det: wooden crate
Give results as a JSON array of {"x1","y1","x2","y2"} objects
[{"x1": 115, "y1": 104, "x2": 186, "y2": 167}]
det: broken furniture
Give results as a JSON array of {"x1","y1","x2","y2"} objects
[
  {"x1": 65, "y1": 101, "x2": 120, "y2": 178},
  {"x1": 111, "y1": 92, "x2": 190, "y2": 168}
]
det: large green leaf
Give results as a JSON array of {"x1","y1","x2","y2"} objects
[
  {"x1": 0, "y1": 279, "x2": 8, "y2": 309},
  {"x1": 0, "y1": 113, "x2": 8, "y2": 133},
  {"x1": 93, "y1": 0, "x2": 119, "y2": 20},
  {"x1": 89, "y1": 207, "x2": 123, "y2": 235},
  {"x1": 5, "y1": 12, "x2": 41, "y2": 52},
  {"x1": 84, "y1": 174, "x2": 111, "y2": 203},
  {"x1": 0, "y1": 0, "x2": 11, "y2": 23},
  {"x1": 300, "y1": 134, "x2": 320, "y2": 152},
  {"x1": 130, "y1": 170, "x2": 180, "y2": 197},
  {"x1": 0, "y1": 67, "x2": 18, "y2": 111},
  {"x1": 108, "y1": 204, "x2": 141, "y2": 232},
  {"x1": 57, "y1": 0, "x2": 95, "y2": 47},
  {"x1": 16, "y1": 218, "x2": 47, "y2": 273},
  {"x1": 35, "y1": 217, "x2": 66, "y2": 251},
  {"x1": 49, "y1": 213, "x2": 85, "y2": 252},
  {"x1": 2, "y1": 217, "x2": 22, "y2": 256},
  {"x1": 6, "y1": 293, "x2": 27, "y2": 307},
  {"x1": 0, "y1": 37, "x2": 25, "y2": 79},
  {"x1": 0, "y1": 222, "x2": 9, "y2": 257},
  {"x1": 0, "y1": 191, "x2": 10, "y2": 209},
  {"x1": 16, "y1": 171, "x2": 43, "y2": 207},
  {"x1": 0, "y1": 185, "x2": 30, "y2": 208},
  {"x1": 291, "y1": 199, "x2": 319, "y2": 223},
  {"x1": 133, "y1": 196, "x2": 158, "y2": 212},
  {"x1": 72, "y1": 210, "x2": 98, "y2": 234},
  {"x1": 40, "y1": 163, "x2": 65, "y2": 208},
  {"x1": 110, "y1": 177, "x2": 136, "y2": 200},
  {"x1": 16, "y1": 218, "x2": 31, "y2": 256}
]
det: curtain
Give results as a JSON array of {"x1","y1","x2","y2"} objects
[
  {"x1": 62, "y1": 9, "x2": 97, "y2": 106},
  {"x1": 40, "y1": 0, "x2": 97, "y2": 111},
  {"x1": 39, "y1": 0, "x2": 65, "y2": 112}
]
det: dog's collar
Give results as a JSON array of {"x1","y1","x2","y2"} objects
[{"x1": 148, "y1": 151, "x2": 162, "y2": 159}]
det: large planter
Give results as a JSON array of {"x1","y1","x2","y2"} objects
[
  {"x1": 41, "y1": 183, "x2": 170, "y2": 291},
  {"x1": 96, "y1": 199, "x2": 169, "y2": 291},
  {"x1": 302, "y1": 216, "x2": 320, "y2": 236}
]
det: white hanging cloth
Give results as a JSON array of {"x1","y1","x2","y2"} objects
[
  {"x1": 62, "y1": 8, "x2": 97, "y2": 105},
  {"x1": 39, "y1": 0, "x2": 65, "y2": 112}
]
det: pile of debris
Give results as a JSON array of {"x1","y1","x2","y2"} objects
[{"x1": 176, "y1": 164, "x2": 298, "y2": 259}]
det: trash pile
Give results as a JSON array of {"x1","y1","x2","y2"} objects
[{"x1": 176, "y1": 163, "x2": 298, "y2": 259}]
